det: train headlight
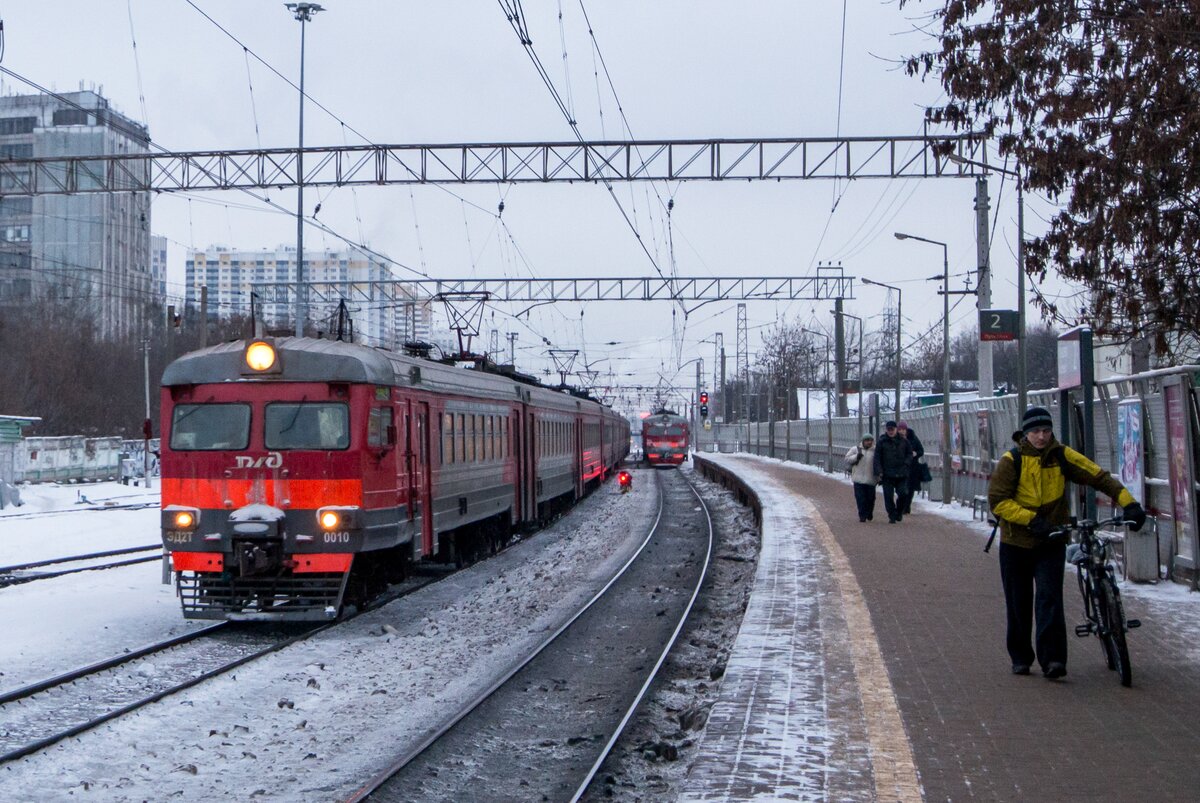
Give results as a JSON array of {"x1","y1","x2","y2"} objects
[
  {"x1": 316, "y1": 506, "x2": 360, "y2": 532},
  {"x1": 245, "y1": 340, "x2": 277, "y2": 372},
  {"x1": 163, "y1": 506, "x2": 201, "y2": 531}
]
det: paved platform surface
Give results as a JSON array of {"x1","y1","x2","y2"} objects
[{"x1": 682, "y1": 454, "x2": 1200, "y2": 801}]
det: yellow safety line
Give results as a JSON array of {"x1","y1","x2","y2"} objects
[{"x1": 801, "y1": 496, "x2": 924, "y2": 802}]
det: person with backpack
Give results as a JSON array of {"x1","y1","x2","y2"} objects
[
  {"x1": 845, "y1": 433, "x2": 880, "y2": 522},
  {"x1": 873, "y1": 420, "x2": 914, "y2": 523},
  {"x1": 987, "y1": 405, "x2": 1147, "y2": 679}
]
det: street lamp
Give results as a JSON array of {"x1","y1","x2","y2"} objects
[
  {"x1": 285, "y1": 2, "x2": 324, "y2": 338},
  {"x1": 861, "y1": 277, "x2": 902, "y2": 418},
  {"x1": 801, "y1": 327, "x2": 834, "y2": 472},
  {"x1": 950, "y1": 153, "x2": 1027, "y2": 412},
  {"x1": 895, "y1": 231, "x2": 953, "y2": 504}
]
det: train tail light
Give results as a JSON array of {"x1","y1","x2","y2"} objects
[{"x1": 319, "y1": 510, "x2": 341, "y2": 531}]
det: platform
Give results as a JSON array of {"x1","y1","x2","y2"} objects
[{"x1": 681, "y1": 453, "x2": 1200, "y2": 801}]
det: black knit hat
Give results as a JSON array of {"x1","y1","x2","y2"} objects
[{"x1": 1022, "y1": 406, "x2": 1054, "y2": 433}]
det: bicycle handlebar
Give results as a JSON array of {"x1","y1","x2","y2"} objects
[{"x1": 1048, "y1": 515, "x2": 1130, "y2": 539}]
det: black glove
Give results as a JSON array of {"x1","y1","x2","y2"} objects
[
  {"x1": 1027, "y1": 515, "x2": 1054, "y2": 538},
  {"x1": 1123, "y1": 502, "x2": 1147, "y2": 532}
]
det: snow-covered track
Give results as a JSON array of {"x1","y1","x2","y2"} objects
[
  {"x1": 0, "y1": 621, "x2": 319, "y2": 763},
  {"x1": 0, "y1": 574, "x2": 438, "y2": 763},
  {"x1": 0, "y1": 544, "x2": 162, "y2": 588},
  {"x1": 345, "y1": 467, "x2": 715, "y2": 802}
]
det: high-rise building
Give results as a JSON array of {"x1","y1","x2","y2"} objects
[
  {"x1": 184, "y1": 245, "x2": 429, "y2": 349},
  {"x1": 150, "y1": 235, "x2": 169, "y2": 301},
  {"x1": 0, "y1": 90, "x2": 152, "y2": 336}
]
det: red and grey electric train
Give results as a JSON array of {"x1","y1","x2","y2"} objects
[
  {"x1": 159, "y1": 337, "x2": 629, "y2": 621},
  {"x1": 641, "y1": 409, "x2": 690, "y2": 467}
]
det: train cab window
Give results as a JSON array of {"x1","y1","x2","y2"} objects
[
  {"x1": 368, "y1": 407, "x2": 394, "y2": 448},
  {"x1": 170, "y1": 403, "x2": 251, "y2": 451},
  {"x1": 264, "y1": 403, "x2": 350, "y2": 450}
]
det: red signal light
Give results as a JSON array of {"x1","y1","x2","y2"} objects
[
  {"x1": 699, "y1": 391, "x2": 709, "y2": 404},
  {"x1": 618, "y1": 470, "x2": 632, "y2": 487}
]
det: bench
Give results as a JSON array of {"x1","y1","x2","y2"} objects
[{"x1": 971, "y1": 495, "x2": 990, "y2": 521}]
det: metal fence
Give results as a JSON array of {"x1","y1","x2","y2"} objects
[
  {"x1": 698, "y1": 366, "x2": 1200, "y2": 585},
  {"x1": 14, "y1": 437, "x2": 159, "y2": 483}
]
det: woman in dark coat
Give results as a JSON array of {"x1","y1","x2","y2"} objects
[{"x1": 897, "y1": 420, "x2": 924, "y2": 515}]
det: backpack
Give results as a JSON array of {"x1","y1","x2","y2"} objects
[{"x1": 1008, "y1": 445, "x2": 1068, "y2": 483}]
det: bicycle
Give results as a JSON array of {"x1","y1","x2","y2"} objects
[{"x1": 1051, "y1": 515, "x2": 1142, "y2": 687}]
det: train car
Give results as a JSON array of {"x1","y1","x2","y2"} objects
[
  {"x1": 158, "y1": 336, "x2": 628, "y2": 621},
  {"x1": 642, "y1": 409, "x2": 690, "y2": 467}
]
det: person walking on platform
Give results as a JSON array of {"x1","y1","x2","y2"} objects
[
  {"x1": 896, "y1": 420, "x2": 925, "y2": 515},
  {"x1": 988, "y1": 406, "x2": 1147, "y2": 679},
  {"x1": 873, "y1": 420, "x2": 913, "y2": 524},
  {"x1": 845, "y1": 434, "x2": 879, "y2": 522}
]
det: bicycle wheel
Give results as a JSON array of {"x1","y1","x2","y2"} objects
[{"x1": 1097, "y1": 576, "x2": 1132, "y2": 687}]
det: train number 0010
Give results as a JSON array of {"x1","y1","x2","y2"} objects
[{"x1": 323, "y1": 531, "x2": 351, "y2": 544}]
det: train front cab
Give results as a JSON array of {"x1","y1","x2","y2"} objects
[{"x1": 161, "y1": 341, "x2": 418, "y2": 620}]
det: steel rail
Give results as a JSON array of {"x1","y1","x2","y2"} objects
[
  {"x1": 346, "y1": 468, "x2": 715, "y2": 802},
  {"x1": 0, "y1": 573, "x2": 438, "y2": 764},
  {"x1": 569, "y1": 469, "x2": 715, "y2": 801},
  {"x1": 0, "y1": 623, "x2": 228, "y2": 706},
  {"x1": 343, "y1": 473, "x2": 668, "y2": 802},
  {"x1": 0, "y1": 543, "x2": 161, "y2": 574}
]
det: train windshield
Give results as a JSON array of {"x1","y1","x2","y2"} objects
[
  {"x1": 646, "y1": 424, "x2": 686, "y2": 437},
  {"x1": 265, "y1": 402, "x2": 350, "y2": 450},
  {"x1": 170, "y1": 403, "x2": 252, "y2": 451}
]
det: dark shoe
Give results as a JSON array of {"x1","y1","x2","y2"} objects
[
  {"x1": 1012, "y1": 664, "x2": 1031, "y2": 676},
  {"x1": 889, "y1": 518, "x2": 898, "y2": 524},
  {"x1": 867, "y1": 514, "x2": 873, "y2": 521},
  {"x1": 859, "y1": 517, "x2": 867, "y2": 523},
  {"x1": 1043, "y1": 662, "x2": 1067, "y2": 679},
  {"x1": 895, "y1": 514, "x2": 903, "y2": 522}
]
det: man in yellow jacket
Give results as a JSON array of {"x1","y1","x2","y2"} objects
[{"x1": 988, "y1": 406, "x2": 1146, "y2": 679}]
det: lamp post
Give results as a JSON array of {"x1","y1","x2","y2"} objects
[
  {"x1": 950, "y1": 154, "x2": 1027, "y2": 412},
  {"x1": 801, "y1": 327, "x2": 833, "y2": 471},
  {"x1": 895, "y1": 231, "x2": 953, "y2": 504},
  {"x1": 285, "y1": 2, "x2": 324, "y2": 338},
  {"x1": 861, "y1": 277, "x2": 902, "y2": 418}
]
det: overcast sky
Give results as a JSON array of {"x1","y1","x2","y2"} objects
[{"x1": 2, "y1": 1, "x2": 1068, "y2": 412}]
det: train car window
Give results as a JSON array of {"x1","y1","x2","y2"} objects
[
  {"x1": 486, "y1": 416, "x2": 494, "y2": 461},
  {"x1": 368, "y1": 407, "x2": 394, "y2": 448},
  {"x1": 476, "y1": 414, "x2": 485, "y2": 462},
  {"x1": 264, "y1": 403, "x2": 350, "y2": 450},
  {"x1": 457, "y1": 413, "x2": 467, "y2": 463},
  {"x1": 467, "y1": 414, "x2": 476, "y2": 463},
  {"x1": 442, "y1": 413, "x2": 454, "y2": 464},
  {"x1": 501, "y1": 417, "x2": 507, "y2": 458},
  {"x1": 170, "y1": 403, "x2": 251, "y2": 451}
]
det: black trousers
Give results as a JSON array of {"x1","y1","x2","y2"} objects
[
  {"x1": 998, "y1": 540, "x2": 1068, "y2": 669},
  {"x1": 852, "y1": 482, "x2": 876, "y2": 520},
  {"x1": 881, "y1": 477, "x2": 906, "y2": 521}
]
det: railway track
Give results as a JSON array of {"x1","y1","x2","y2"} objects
[
  {"x1": 0, "y1": 544, "x2": 162, "y2": 588},
  {"x1": 0, "y1": 576, "x2": 434, "y2": 763},
  {"x1": 346, "y1": 467, "x2": 715, "y2": 802}
]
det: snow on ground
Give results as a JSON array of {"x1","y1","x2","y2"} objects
[
  {"x1": 0, "y1": 471, "x2": 661, "y2": 801},
  {"x1": 0, "y1": 481, "x2": 200, "y2": 691}
]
